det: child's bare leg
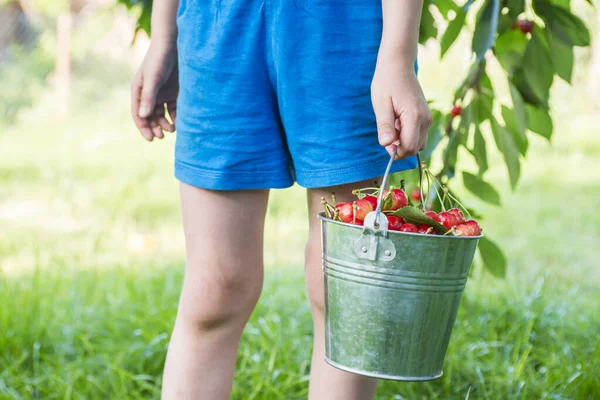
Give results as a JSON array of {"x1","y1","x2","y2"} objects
[
  {"x1": 161, "y1": 183, "x2": 269, "y2": 400},
  {"x1": 305, "y1": 181, "x2": 379, "y2": 400}
]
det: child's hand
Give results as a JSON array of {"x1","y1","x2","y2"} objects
[
  {"x1": 131, "y1": 43, "x2": 179, "y2": 141},
  {"x1": 371, "y1": 56, "x2": 431, "y2": 160}
]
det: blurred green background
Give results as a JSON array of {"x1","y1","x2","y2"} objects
[{"x1": 0, "y1": 1, "x2": 599, "y2": 399}]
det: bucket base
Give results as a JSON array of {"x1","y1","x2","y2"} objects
[{"x1": 324, "y1": 358, "x2": 443, "y2": 382}]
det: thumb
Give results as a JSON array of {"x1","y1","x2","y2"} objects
[
  {"x1": 374, "y1": 99, "x2": 398, "y2": 147},
  {"x1": 138, "y1": 75, "x2": 159, "y2": 118}
]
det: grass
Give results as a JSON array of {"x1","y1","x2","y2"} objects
[{"x1": 1, "y1": 14, "x2": 600, "y2": 399}]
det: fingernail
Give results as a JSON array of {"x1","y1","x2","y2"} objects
[
  {"x1": 381, "y1": 133, "x2": 393, "y2": 143},
  {"x1": 138, "y1": 106, "x2": 150, "y2": 117}
]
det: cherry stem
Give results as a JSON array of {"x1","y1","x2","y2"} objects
[
  {"x1": 331, "y1": 192, "x2": 337, "y2": 206},
  {"x1": 321, "y1": 197, "x2": 331, "y2": 219},
  {"x1": 443, "y1": 227, "x2": 456, "y2": 236},
  {"x1": 352, "y1": 201, "x2": 358, "y2": 225},
  {"x1": 426, "y1": 170, "x2": 446, "y2": 212},
  {"x1": 446, "y1": 191, "x2": 473, "y2": 220}
]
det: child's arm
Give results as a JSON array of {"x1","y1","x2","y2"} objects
[
  {"x1": 131, "y1": 0, "x2": 180, "y2": 141},
  {"x1": 371, "y1": 0, "x2": 431, "y2": 160},
  {"x1": 149, "y1": 0, "x2": 180, "y2": 46}
]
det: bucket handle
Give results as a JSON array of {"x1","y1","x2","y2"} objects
[{"x1": 354, "y1": 150, "x2": 423, "y2": 262}]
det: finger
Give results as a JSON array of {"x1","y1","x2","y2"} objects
[
  {"x1": 396, "y1": 112, "x2": 420, "y2": 160},
  {"x1": 131, "y1": 75, "x2": 155, "y2": 141},
  {"x1": 419, "y1": 111, "x2": 433, "y2": 150},
  {"x1": 149, "y1": 119, "x2": 165, "y2": 139},
  {"x1": 153, "y1": 105, "x2": 175, "y2": 132},
  {"x1": 373, "y1": 97, "x2": 398, "y2": 147},
  {"x1": 166, "y1": 102, "x2": 177, "y2": 126},
  {"x1": 157, "y1": 116, "x2": 175, "y2": 132},
  {"x1": 137, "y1": 116, "x2": 155, "y2": 142},
  {"x1": 419, "y1": 123, "x2": 428, "y2": 151},
  {"x1": 139, "y1": 74, "x2": 159, "y2": 118}
]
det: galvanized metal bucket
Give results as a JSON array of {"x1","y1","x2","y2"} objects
[{"x1": 320, "y1": 153, "x2": 481, "y2": 381}]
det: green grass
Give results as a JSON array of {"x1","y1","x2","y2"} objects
[{"x1": 2, "y1": 19, "x2": 600, "y2": 399}]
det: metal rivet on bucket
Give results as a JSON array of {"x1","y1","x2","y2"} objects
[{"x1": 319, "y1": 151, "x2": 481, "y2": 381}]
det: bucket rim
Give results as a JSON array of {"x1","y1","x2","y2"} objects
[{"x1": 318, "y1": 212, "x2": 483, "y2": 240}]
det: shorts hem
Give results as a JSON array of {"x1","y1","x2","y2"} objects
[
  {"x1": 175, "y1": 160, "x2": 294, "y2": 190},
  {"x1": 295, "y1": 156, "x2": 418, "y2": 189}
]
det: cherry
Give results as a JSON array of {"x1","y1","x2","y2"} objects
[
  {"x1": 519, "y1": 19, "x2": 534, "y2": 34},
  {"x1": 426, "y1": 211, "x2": 438, "y2": 220},
  {"x1": 465, "y1": 220, "x2": 481, "y2": 235},
  {"x1": 399, "y1": 223, "x2": 418, "y2": 233},
  {"x1": 363, "y1": 195, "x2": 378, "y2": 210},
  {"x1": 411, "y1": 189, "x2": 421, "y2": 202},
  {"x1": 454, "y1": 219, "x2": 481, "y2": 236},
  {"x1": 417, "y1": 224, "x2": 431, "y2": 234},
  {"x1": 447, "y1": 207, "x2": 465, "y2": 224},
  {"x1": 382, "y1": 189, "x2": 408, "y2": 211},
  {"x1": 450, "y1": 105, "x2": 462, "y2": 117},
  {"x1": 354, "y1": 199, "x2": 374, "y2": 222},
  {"x1": 387, "y1": 215, "x2": 404, "y2": 231},
  {"x1": 337, "y1": 202, "x2": 354, "y2": 223},
  {"x1": 436, "y1": 211, "x2": 460, "y2": 230}
]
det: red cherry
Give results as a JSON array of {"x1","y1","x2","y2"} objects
[
  {"x1": 387, "y1": 215, "x2": 404, "y2": 231},
  {"x1": 447, "y1": 208, "x2": 465, "y2": 224},
  {"x1": 417, "y1": 224, "x2": 431, "y2": 234},
  {"x1": 454, "y1": 219, "x2": 481, "y2": 236},
  {"x1": 410, "y1": 189, "x2": 421, "y2": 202},
  {"x1": 363, "y1": 195, "x2": 378, "y2": 210},
  {"x1": 354, "y1": 199, "x2": 374, "y2": 222},
  {"x1": 519, "y1": 19, "x2": 534, "y2": 34},
  {"x1": 425, "y1": 211, "x2": 438, "y2": 220},
  {"x1": 465, "y1": 220, "x2": 481, "y2": 235},
  {"x1": 382, "y1": 189, "x2": 408, "y2": 211},
  {"x1": 337, "y1": 202, "x2": 354, "y2": 223},
  {"x1": 436, "y1": 211, "x2": 460, "y2": 230},
  {"x1": 399, "y1": 223, "x2": 418, "y2": 233},
  {"x1": 450, "y1": 105, "x2": 462, "y2": 117}
]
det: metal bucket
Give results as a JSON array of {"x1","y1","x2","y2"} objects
[{"x1": 320, "y1": 152, "x2": 481, "y2": 381}]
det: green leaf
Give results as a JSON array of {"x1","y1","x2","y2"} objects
[
  {"x1": 472, "y1": 0, "x2": 500, "y2": 61},
  {"x1": 441, "y1": 10, "x2": 467, "y2": 57},
  {"x1": 478, "y1": 236, "x2": 507, "y2": 277},
  {"x1": 420, "y1": 3, "x2": 438, "y2": 43},
  {"x1": 509, "y1": 82, "x2": 527, "y2": 132},
  {"x1": 472, "y1": 92, "x2": 494, "y2": 122},
  {"x1": 502, "y1": 105, "x2": 528, "y2": 155},
  {"x1": 422, "y1": 112, "x2": 444, "y2": 162},
  {"x1": 470, "y1": 127, "x2": 489, "y2": 174},
  {"x1": 545, "y1": 28, "x2": 574, "y2": 82},
  {"x1": 523, "y1": 29, "x2": 554, "y2": 105},
  {"x1": 434, "y1": 0, "x2": 460, "y2": 18},
  {"x1": 494, "y1": 29, "x2": 528, "y2": 75},
  {"x1": 513, "y1": 69, "x2": 549, "y2": 109},
  {"x1": 526, "y1": 104, "x2": 553, "y2": 139},
  {"x1": 534, "y1": 0, "x2": 591, "y2": 46},
  {"x1": 444, "y1": 127, "x2": 464, "y2": 175},
  {"x1": 491, "y1": 119, "x2": 521, "y2": 189},
  {"x1": 506, "y1": 0, "x2": 526, "y2": 16},
  {"x1": 498, "y1": 0, "x2": 526, "y2": 33},
  {"x1": 462, "y1": 171, "x2": 501, "y2": 205},
  {"x1": 390, "y1": 206, "x2": 449, "y2": 233}
]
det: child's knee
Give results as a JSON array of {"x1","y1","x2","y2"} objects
[{"x1": 178, "y1": 265, "x2": 263, "y2": 333}]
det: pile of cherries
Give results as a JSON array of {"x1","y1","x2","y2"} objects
[{"x1": 322, "y1": 188, "x2": 481, "y2": 237}]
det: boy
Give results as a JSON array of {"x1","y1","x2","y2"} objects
[{"x1": 131, "y1": 0, "x2": 430, "y2": 398}]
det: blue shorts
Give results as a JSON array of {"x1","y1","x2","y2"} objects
[{"x1": 175, "y1": 0, "x2": 418, "y2": 190}]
